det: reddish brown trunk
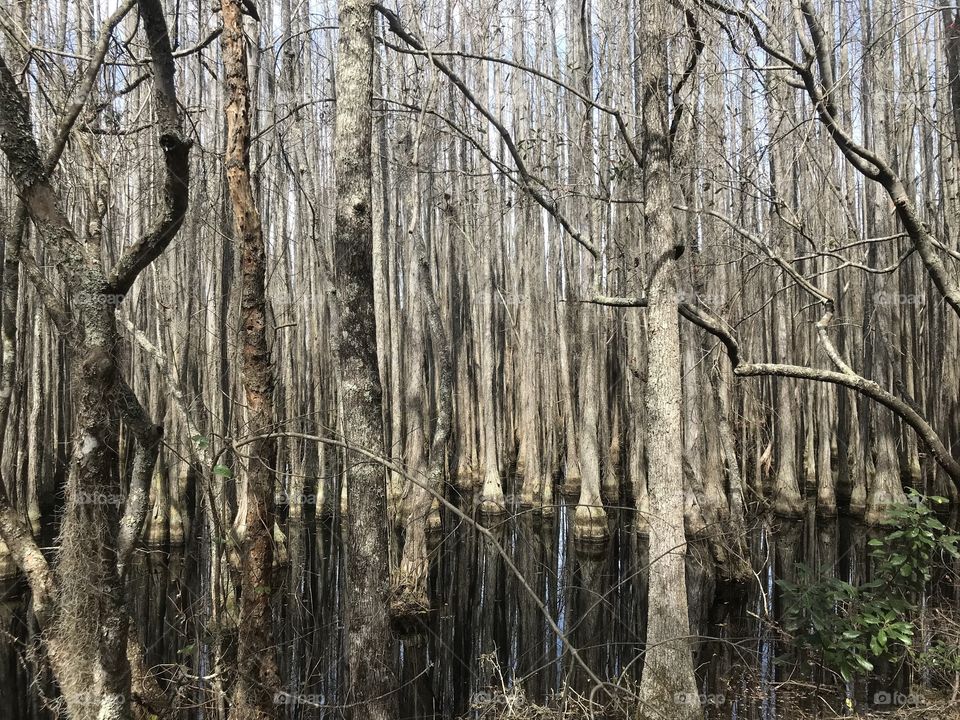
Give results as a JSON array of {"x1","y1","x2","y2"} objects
[{"x1": 221, "y1": 0, "x2": 280, "y2": 715}]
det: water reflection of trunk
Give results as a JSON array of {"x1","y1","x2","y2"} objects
[
  {"x1": 685, "y1": 540, "x2": 716, "y2": 665},
  {"x1": 841, "y1": 519, "x2": 870, "y2": 720},
  {"x1": 474, "y1": 523, "x2": 509, "y2": 692},
  {"x1": 752, "y1": 523, "x2": 777, "y2": 717},
  {"x1": 511, "y1": 515, "x2": 556, "y2": 700},
  {"x1": 436, "y1": 512, "x2": 483, "y2": 714},
  {"x1": 772, "y1": 517, "x2": 803, "y2": 712},
  {"x1": 398, "y1": 637, "x2": 434, "y2": 718},
  {"x1": 811, "y1": 519, "x2": 839, "y2": 690},
  {"x1": 814, "y1": 519, "x2": 838, "y2": 576},
  {"x1": 842, "y1": 520, "x2": 870, "y2": 592},
  {"x1": 612, "y1": 518, "x2": 644, "y2": 686},
  {"x1": 129, "y1": 550, "x2": 186, "y2": 676},
  {"x1": 280, "y1": 519, "x2": 309, "y2": 713},
  {"x1": 772, "y1": 518, "x2": 804, "y2": 593},
  {"x1": 701, "y1": 572, "x2": 754, "y2": 720},
  {"x1": 634, "y1": 529, "x2": 649, "y2": 676},
  {"x1": 396, "y1": 544, "x2": 437, "y2": 720},
  {"x1": 0, "y1": 588, "x2": 43, "y2": 720},
  {"x1": 317, "y1": 516, "x2": 344, "y2": 711},
  {"x1": 10, "y1": 492, "x2": 907, "y2": 716},
  {"x1": 862, "y1": 522, "x2": 908, "y2": 704},
  {"x1": 568, "y1": 548, "x2": 606, "y2": 693},
  {"x1": 396, "y1": 520, "x2": 445, "y2": 716}
]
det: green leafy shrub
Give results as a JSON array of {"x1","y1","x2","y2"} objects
[{"x1": 777, "y1": 490, "x2": 959, "y2": 683}]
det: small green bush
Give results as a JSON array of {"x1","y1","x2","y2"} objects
[{"x1": 777, "y1": 489, "x2": 959, "y2": 683}]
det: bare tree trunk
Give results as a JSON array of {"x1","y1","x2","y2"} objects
[
  {"x1": 333, "y1": 0, "x2": 398, "y2": 715},
  {"x1": 815, "y1": 382, "x2": 837, "y2": 517},
  {"x1": 636, "y1": 0, "x2": 699, "y2": 714},
  {"x1": 573, "y1": 322, "x2": 608, "y2": 541},
  {"x1": 943, "y1": 8, "x2": 960, "y2": 153},
  {"x1": 0, "y1": 0, "x2": 188, "y2": 714},
  {"x1": 220, "y1": 1, "x2": 280, "y2": 714},
  {"x1": 477, "y1": 244, "x2": 505, "y2": 513},
  {"x1": 391, "y1": 88, "x2": 453, "y2": 620}
]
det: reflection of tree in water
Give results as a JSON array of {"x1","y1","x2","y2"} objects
[{"x1": 0, "y1": 493, "x2": 938, "y2": 719}]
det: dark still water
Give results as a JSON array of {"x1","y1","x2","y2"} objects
[{"x1": 0, "y1": 500, "x2": 944, "y2": 719}]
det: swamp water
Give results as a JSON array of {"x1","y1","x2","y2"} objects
[{"x1": 0, "y1": 499, "x2": 947, "y2": 719}]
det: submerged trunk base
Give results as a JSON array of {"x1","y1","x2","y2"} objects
[
  {"x1": 479, "y1": 468, "x2": 506, "y2": 514},
  {"x1": 772, "y1": 486, "x2": 805, "y2": 519},
  {"x1": 391, "y1": 522, "x2": 431, "y2": 633},
  {"x1": 572, "y1": 503, "x2": 609, "y2": 542},
  {"x1": 560, "y1": 472, "x2": 582, "y2": 496}
]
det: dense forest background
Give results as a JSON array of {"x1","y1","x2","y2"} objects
[{"x1": 0, "y1": 0, "x2": 959, "y2": 717}]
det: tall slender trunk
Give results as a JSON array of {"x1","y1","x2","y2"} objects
[
  {"x1": 942, "y1": 8, "x2": 960, "y2": 151},
  {"x1": 220, "y1": 1, "x2": 280, "y2": 715},
  {"x1": 477, "y1": 246, "x2": 505, "y2": 513},
  {"x1": 333, "y1": 0, "x2": 398, "y2": 715},
  {"x1": 636, "y1": 0, "x2": 699, "y2": 715}
]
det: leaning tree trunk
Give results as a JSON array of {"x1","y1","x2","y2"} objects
[
  {"x1": 635, "y1": 0, "x2": 700, "y2": 716},
  {"x1": 333, "y1": 0, "x2": 398, "y2": 716},
  {"x1": 220, "y1": 1, "x2": 280, "y2": 715}
]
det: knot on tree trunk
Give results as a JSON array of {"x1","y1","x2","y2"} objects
[{"x1": 81, "y1": 347, "x2": 117, "y2": 385}]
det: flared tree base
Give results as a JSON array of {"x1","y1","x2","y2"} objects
[
  {"x1": 390, "y1": 583, "x2": 431, "y2": 635},
  {"x1": 560, "y1": 472, "x2": 581, "y2": 496},
  {"x1": 572, "y1": 504, "x2": 609, "y2": 543},
  {"x1": 772, "y1": 488, "x2": 805, "y2": 519},
  {"x1": 816, "y1": 491, "x2": 838, "y2": 518}
]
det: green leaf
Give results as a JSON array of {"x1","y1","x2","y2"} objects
[{"x1": 213, "y1": 464, "x2": 233, "y2": 478}]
